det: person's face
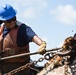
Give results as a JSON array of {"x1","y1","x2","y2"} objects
[{"x1": 3, "y1": 16, "x2": 16, "y2": 29}]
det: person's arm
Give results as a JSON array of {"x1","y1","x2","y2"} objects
[
  {"x1": 32, "y1": 35, "x2": 43, "y2": 46},
  {"x1": 32, "y1": 35, "x2": 46, "y2": 55},
  {"x1": 21, "y1": 24, "x2": 47, "y2": 54}
]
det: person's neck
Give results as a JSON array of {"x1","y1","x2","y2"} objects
[{"x1": 5, "y1": 25, "x2": 18, "y2": 30}]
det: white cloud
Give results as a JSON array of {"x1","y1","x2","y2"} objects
[
  {"x1": 15, "y1": 0, "x2": 48, "y2": 19},
  {"x1": 23, "y1": 7, "x2": 36, "y2": 19},
  {"x1": 50, "y1": 5, "x2": 76, "y2": 25}
]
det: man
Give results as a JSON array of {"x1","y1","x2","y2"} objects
[{"x1": 0, "y1": 4, "x2": 46, "y2": 75}]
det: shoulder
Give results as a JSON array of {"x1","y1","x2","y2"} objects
[
  {"x1": 17, "y1": 22, "x2": 32, "y2": 30},
  {"x1": 16, "y1": 21, "x2": 27, "y2": 29},
  {"x1": 17, "y1": 21, "x2": 32, "y2": 33},
  {"x1": 16, "y1": 21, "x2": 36, "y2": 35}
]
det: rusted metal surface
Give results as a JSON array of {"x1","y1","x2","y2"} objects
[
  {"x1": 37, "y1": 55, "x2": 72, "y2": 75},
  {"x1": 37, "y1": 65, "x2": 72, "y2": 75},
  {"x1": 37, "y1": 51, "x2": 74, "y2": 75}
]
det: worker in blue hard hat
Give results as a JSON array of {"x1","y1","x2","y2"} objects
[{"x1": 0, "y1": 4, "x2": 46, "y2": 75}]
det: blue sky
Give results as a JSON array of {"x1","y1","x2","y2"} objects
[{"x1": 0, "y1": 0, "x2": 76, "y2": 66}]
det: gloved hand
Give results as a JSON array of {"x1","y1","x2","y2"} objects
[{"x1": 38, "y1": 41, "x2": 46, "y2": 55}]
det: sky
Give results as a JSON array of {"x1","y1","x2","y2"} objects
[{"x1": 0, "y1": 0, "x2": 76, "y2": 66}]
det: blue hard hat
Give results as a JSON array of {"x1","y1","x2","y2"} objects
[{"x1": 0, "y1": 4, "x2": 17, "y2": 21}]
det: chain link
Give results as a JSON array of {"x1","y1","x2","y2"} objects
[
  {"x1": 64, "y1": 62, "x2": 69, "y2": 75},
  {"x1": 64, "y1": 56, "x2": 70, "y2": 75}
]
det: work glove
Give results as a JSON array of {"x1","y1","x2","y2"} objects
[{"x1": 38, "y1": 41, "x2": 46, "y2": 55}]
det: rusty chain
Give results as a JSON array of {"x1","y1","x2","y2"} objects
[
  {"x1": 64, "y1": 56, "x2": 70, "y2": 75},
  {"x1": 4, "y1": 52, "x2": 54, "y2": 75},
  {"x1": 64, "y1": 63, "x2": 69, "y2": 75},
  {"x1": 64, "y1": 58, "x2": 69, "y2": 75}
]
